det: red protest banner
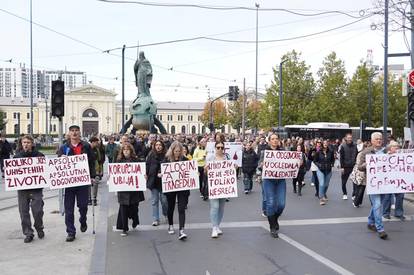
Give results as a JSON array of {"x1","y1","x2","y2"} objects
[
  {"x1": 4, "y1": 157, "x2": 48, "y2": 191},
  {"x1": 262, "y1": 150, "x2": 301, "y2": 179},
  {"x1": 161, "y1": 160, "x2": 199, "y2": 193},
  {"x1": 108, "y1": 162, "x2": 146, "y2": 192},
  {"x1": 207, "y1": 160, "x2": 238, "y2": 199},
  {"x1": 46, "y1": 154, "x2": 91, "y2": 189}
]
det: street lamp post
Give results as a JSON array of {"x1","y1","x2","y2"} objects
[
  {"x1": 29, "y1": 0, "x2": 33, "y2": 135},
  {"x1": 279, "y1": 59, "x2": 288, "y2": 128},
  {"x1": 255, "y1": 3, "x2": 259, "y2": 101},
  {"x1": 368, "y1": 67, "x2": 379, "y2": 127},
  {"x1": 383, "y1": 0, "x2": 389, "y2": 143}
]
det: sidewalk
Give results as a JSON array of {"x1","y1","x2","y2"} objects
[{"x1": 0, "y1": 188, "x2": 101, "y2": 275}]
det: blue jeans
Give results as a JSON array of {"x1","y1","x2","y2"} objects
[
  {"x1": 316, "y1": 170, "x2": 332, "y2": 199},
  {"x1": 64, "y1": 186, "x2": 89, "y2": 236},
  {"x1": 261, "y1": 182, "x2": 266, "y2": 214},
  {"x1": 383, "y1": 193, "x2": 404, "y2": 217},
  {"x1": 368, "y1": 194, "x2": 384, "y2": 232},
  {"x1": 210, "y1": 198, "x2": 225, "y2": 227},
  {"x1": 262, "y1": 178, "x2": 286, "y2": 217},
  {"x1": 151, "y1": 188, "x2": 167, "y2": 222}
]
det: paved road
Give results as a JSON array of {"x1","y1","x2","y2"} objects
[{"x1": 97, "y1": 169, "x2": 414, "y2": 275}]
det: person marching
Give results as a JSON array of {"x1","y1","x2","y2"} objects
[
  {"x1": 205, "y1": 141, "x2": 230, "y2": 238},
  {"x1": 146, "y1": 140, "x2": 168, "y2": 226},
  {"x1": 115, "y1": 143, "x2": 145, "y2": 236},
  {"x1": 258, "y1": 133, "x2": 286, "y2": 238},
  {"x1": 242, "y1": 141, "x2": 258, "y2": 194},
  {"x1": 57, "y1": 125, "x2": 96, "y2": 242},
  {"x1": 89, "y1": 136, "x2": 104, "y2": 206},
  {"x1": 163, "y1": 141, "x2": 190, "y2": 240},
  {"x1": 293, "y1": 144, "x2": 307, "y2": 196},
  {"x1": 193, "y1": 138, "x2": 207, "y2": 200},
  {"x1": 15, "y1": 135, "x2": 45, "y2": 243},
  {"x1": 314, "y1": 140, "x2": 335, "y2": 206}
]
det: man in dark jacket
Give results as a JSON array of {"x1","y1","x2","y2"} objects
[
  {"x1": 14, "y1": 135, "x2": 45, "y2": 243},
  {"x1": 242, "y1": 141, "x2": 258, "y2": 194},
  {"x1": 339, "y1": 133, "x2": 358, "y2": 200},
  {"x1": 0, "y1": 134, "x2": 12, "y2": 177},
  {"x1": 57, "y1": 125, "x2": 96, "y2": 242}
]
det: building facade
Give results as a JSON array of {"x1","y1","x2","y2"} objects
[{"x1": 0, "y1": 85, "x2": 207, "y2": 136}]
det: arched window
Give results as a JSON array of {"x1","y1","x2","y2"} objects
[
  {"x1": 171, "y1": 125, "x2": 176, "y2": 134},
  {"x1": 191, "y1": 126, "x2": 196, "y2": 134},
  {"x1": 82, "y1": 108, "x2": 98, "y2": 118},
  {"x1": 181, "y1": 126, "x2": 186, "y2": 134}
]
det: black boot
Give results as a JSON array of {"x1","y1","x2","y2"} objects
[
  {"x1": 298, "y1": 182, "x2": 302, "y2": 196},
  {"x1": 292, "y1": 182, "x2": 297, "y2": 193},
  {"x1": 267, "y1": 215, "x2": 279, "y2": 238}
]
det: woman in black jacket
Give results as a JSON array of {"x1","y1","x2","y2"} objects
[
  {"x1": 146, "y1": 140, "x2": 167, "y2": 226},
  {"x1": 293, "y1": 144, "x2": 307, "y2": 196},
  {"x1": 115, "y1": 143, "x2": 145, "y2": 236},
  {"x1": 163, "y1": 141, "x2": 190, "y2": 240},
  {"x1": 314, "y1": 140, "x2": 335, "y2": 205},
  {"x1": 242, "y1": 141, "x2": 258, "y2": 194}
]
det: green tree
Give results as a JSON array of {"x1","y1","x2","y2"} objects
[
  {"x1": 246, "y1": 99, "x2": 262, "y2": 129},
  {"x1": 260, "y1": 50, "x2": 315, "y2": 127},
  {"x1": 306, "y1": 52, "x2": 348, "y2": 122},
  {"x1": 200, "y1": 100, "x2": 228, "y2": 130}
]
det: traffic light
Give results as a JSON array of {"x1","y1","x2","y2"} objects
[
  {"x1": 228, "y1": 86, "x2": 239, "y2": 101},
  {"x1": 51, "y1": 80, "x2": 65, "y2": 117},
  {"x1": 409, "y1": 90, "x2": 414, "y2": 121}
]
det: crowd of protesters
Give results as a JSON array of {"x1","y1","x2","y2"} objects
[{"x1": 2, "y1": 127, "x2": 410, "y2": 243}]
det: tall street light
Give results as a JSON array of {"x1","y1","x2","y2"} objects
[
  {"x1": 255, "y1": 3, "x2": 259, "y2": 101},
  {"x1": 278, "y1": 59, "x2": 288, "y2": 128},
  {"x1": 383, "y1": 0, "x2": 389, "y2": 143},
  {"x1": 368, "y1": 66, "x2": 380, "y2": 127},
  {"x1": 29, "y1": 0, "x2": 33, "y2": 135}
]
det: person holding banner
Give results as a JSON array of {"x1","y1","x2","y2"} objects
[
  {"x1": 258, "y1": 133, "x2": 286, "y2": 238},
  {"x1": 14, "y1": 135, "x2": 45, "y2": 243},
  {"x1": 163, "y1": 141, "x2": 190, "y2": 240},
  {"x1": 115, "y1": 143, "x2": 145, "y2": 236},
  {"x1": 358, "y1": 132, "x2": 388, "y2": 239},
  {"x1": 146, "y1": 140, "x2": 168, "y2": 226},
  {"x1": 382, "y1": 141, "x2": 406, "y2": 221},
  {"x1": 205, "y1": 141, "x2": 231, "y2": 238},
  {"x1": 57, "y1": 125, "x2": 96, "y2": 242}
]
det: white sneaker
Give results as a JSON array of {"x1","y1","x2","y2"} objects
[
  {"x1": 352, "y1": 196, "x2": 355, "y2": 200},
  {"x1": 311, "y1": 182, "x2": 315, "y2": 186},
  {"x1": 178, "y1": 230, "x2": 187, "y2": 240},
  {"x1": 168, "y1": 225, "x2": 175, "y2": 235},
  {"x1": 391, "y1": 204, "x2": 395, "y2": 210},
  {"x1": 120, "y1": 231, "x2": 128, "y2": 237},
  {"x1": 216, "y1": 227, "x2": 223, "y2": 235},
  {"x1": 261, "y1": 212, "x2": 267, "y2": 218},
  {"x1": 342, "y1": 195, "x2": 348, "y2": 200},
  {"x1": 152, "y1": 221, "x2": 159, "y2": 226},
  {"x1": 211, "y1": 227, "x2": 218, "y2": 238}
]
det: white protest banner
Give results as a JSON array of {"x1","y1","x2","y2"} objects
[
  {"x1": 366, "y1": 152, "x2": 414, "y2": 194},
  {"x1": 262, "y1": 150, "x2": 301, "y2": 179},
  {"x1": 206, "y1": 141, "x2": 216, "y2": 158},
  {"x1": 224, "y1": 142, "x2": 243, "y2": 167},
  {"x1": 161, "y1": 160, "x2": 199, "y2": 193},
  {"x1": 108, "y1": 162, "x2": 146, "y2": 192},
  {"x1": 46, "y1": 154, "x2": 91, "y2": 189},
  {"x1": 4, "y1": 157, "x2": 48, "y2": 191},
  {"x1": 207, "y1": 160, "x2": 238, "y2": 199}
]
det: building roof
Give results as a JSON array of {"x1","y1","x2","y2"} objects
[
  {"x1": 66, "y1": 84, "x2": 117, "y2": 96},
  {"x1": 0, "y1": 97, "x2": 39, "y2": 107}
]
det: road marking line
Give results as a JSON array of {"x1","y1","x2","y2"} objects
[
  {"x1": 111, "y1": 215, "x2": 413, "y2": 232},
  {"x1": 277, "y1": 231, "x2": 355, "y2": 275}
]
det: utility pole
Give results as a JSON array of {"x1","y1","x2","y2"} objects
[
  {"x1": 29, "y1": 0, "x2": 33, "y2": 135},
  {"x1": 122, "y1": 44, "x2": 126, "y2": 128},
  {"x1": 410, "y1": 0, "x2": 414, "y2": 144},
  {"x1": 383, "y1": 0, "x2": 389, "y2": 143},
  {"x1": 242, "y1": 78, "x2": 246, "y2": 141},
  {"x1": 255, "y1": 3, "x2": 259, "y2": 101}
]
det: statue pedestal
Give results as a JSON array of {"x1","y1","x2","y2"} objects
[{"x1": 130, "y1": 96, "x2": 157, "y2": 131}]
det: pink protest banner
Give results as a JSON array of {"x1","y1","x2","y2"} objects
[
  {"x1": 4, "y1": 157, "x2": 48, "y2": 191},
  {"x1": 262, "y1": 150, "x2": 301, "y2": 179},
  {"x1": 366, "y1": 152, "x2": 414, "y2": 194},
  {"x1": 46, "y1": 154, "x2": 91, "y2": 189},
  {"x1": 108, "y1": 162, "x2": 146, "y2": 192},
  {"x1": 207, "y1": 160, "x2": 238, "y2": 199},
  {"x1": 161, "y1": 160, "x2": 199, "y2": 193}
]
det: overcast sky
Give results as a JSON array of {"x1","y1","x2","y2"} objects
[{"x1": 0, "y1": 0, "x2": 411, "y2": 102}]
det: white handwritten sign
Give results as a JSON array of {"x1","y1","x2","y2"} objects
[
  {"x1": 161, "y1": 160, "x2": 199, "y2": 193},
  {"x1": 262, "y1": 150, "x2": 301, "y2": 179},
  {"x1": 207, "y1": 160, "x2": 238, "y2": 199},
  {"x1": 108, "y1": 162, "x2": 146, "y2": 192},
  {"x1": 46, "y1": 154, "x2": 91, "y2": 189},
  {"x1": 366, "y1": 152, "x2": 414, "y2": 194},
  {"x1": 4, "y1": 157, "x2": 48, "y2": 191}
]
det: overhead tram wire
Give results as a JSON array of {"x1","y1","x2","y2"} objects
[{"x1": 97, "y1": 0, "x2": 365, "y2": 19}]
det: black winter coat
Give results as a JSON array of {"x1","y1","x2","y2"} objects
[
  {"x1": 116, "y1": 157, "x2": 145, "y2": 205},
  {"x1": 146, "y1": 151, "x2": 165, "y2": 190},
  {"x1": 314, "y1": 148, "x2": 335, "y2": 174},
  {"x1": 242, "y1": 148, "x2": 258, "y2": 174},
  {"x1": 339, "y1": 142, "x2": 358, "y2": 168}
]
